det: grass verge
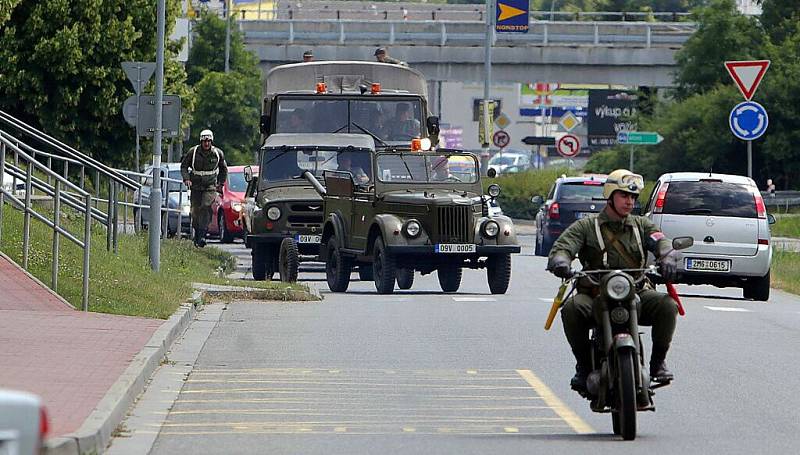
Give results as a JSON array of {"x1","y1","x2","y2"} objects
[
  {"x1": 770, "y1": 249, "x2": 800, "y2": 295},
  {"x1": 1, "y1": 203, "x2": 314, "y2": 319},
  {"x1": 770, "y1": 215, "x2": 800, "y2": 238}
]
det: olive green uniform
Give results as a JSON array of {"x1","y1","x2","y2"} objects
[
  {"x1": 548, "y1": 209, "x2": 678, "y2": 367},
  {"x1": 180, "y1": 145, "x2": 228, "y2": 232}
]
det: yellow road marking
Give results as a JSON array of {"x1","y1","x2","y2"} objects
[
  {"x1": 515, "y1": 369, "x2": 594, "y2": 434},
  {"x1": 504, "y1": 427, "x2": 519, "y2": 433},
  {"x1": 153, "y1": 417, "x2": 566, "y2": 427},
  {"x1": 402, "y1": 427, "x2": 416, "y2": 432}
]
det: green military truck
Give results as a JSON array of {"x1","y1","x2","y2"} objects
[
  {"x1": 245, "y1": 133, "x2": 375, "y2": 281},
  {"x1": 304, "y1": 148, "x2": 521, "y2": 295}
]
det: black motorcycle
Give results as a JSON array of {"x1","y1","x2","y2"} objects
[{"x1": 546, "y1": 237, "x2": 692, "y2": 440}]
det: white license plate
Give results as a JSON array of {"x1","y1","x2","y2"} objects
[
  {"x1": 575, "y1": 212, "x2": 591, "y2": 219},
  {"x1": 685, "y1": 258, "x2": 731, "y2": 272},
  {"x1": 435, "y1": 243, "x2": 476, "y2": 253},
  {"x1": 296, "y1": 234, "x2": 321, "y2": 244}
]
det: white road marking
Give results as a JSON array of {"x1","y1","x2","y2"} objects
[
  {"x1": 538, "y1": 298, "x2": 553, "y2": 302},
  {"x1": 452, "y1": 297, "x2": 497, "y2": 302},
  {"x1": 704, "y1": 306, "x2": 752, "y2": 312}
]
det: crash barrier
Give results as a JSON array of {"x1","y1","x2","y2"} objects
[
  {"x1": 763, "y1": 191, "x2": 800, "y2": 214},
  {"x1": 240, "y1": 19, "x2": 696, "y2": 48}
]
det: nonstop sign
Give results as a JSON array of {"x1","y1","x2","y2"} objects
[{"x1": 495, "y1": 0, "x2": 529, "y2": 33}]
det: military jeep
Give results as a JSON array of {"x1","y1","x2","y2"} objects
[
  {"x1": 305, "y1": 149, "x2": 521, "y2": 294},
  {"x1": 245, "y1": 133, "x2": 375, "y2": 281}
]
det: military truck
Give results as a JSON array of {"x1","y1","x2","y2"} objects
[
  {"x1": 259, "y1": 61, "x2": 440, "y2": 148},
  {"x1": 305, "y1": 148, "x2": 521, "y2": 295},
  {"x1": 245, "y1": 133, "x2": 375, "y2": 282}
]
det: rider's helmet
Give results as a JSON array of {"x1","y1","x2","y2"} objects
[
  {"x1": 200, "y1": 129, "x2": 214, "y2": 142},
  {"x1": 603, "y1": 169, "x2": 644, "y2": 199}
]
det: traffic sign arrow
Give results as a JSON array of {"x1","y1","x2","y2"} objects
[
  {"x1": 616, "y1": 131, "x2": 663, "y2": 145},
  {"x1": 725, "y1": 60, "x2": 770, "y2": 101},
  {"x1": 497, "y1": 3, "x2": 526, "y2": 21}
]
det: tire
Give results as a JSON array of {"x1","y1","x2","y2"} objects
[
  {"x1": 396, "y1": 268, "x2": 414, "y2": 290},
  {"x1": 612, "y1": 411, "x2": 621, "y2": 435},
  {"x1": 358, "y1": 265, "x2": 374, "y2": 281},
  {"x1": 279, "y1": 237, "x2": 300, "y2": 283},
  {"x1": 487, "y1": 253, "x2": 512, "y2": 294},
  {"x1": 373, "y1": 237, "x2": 396, "y2": 294},
  {"x1": 743, "y1": 270, "x2": 770, "y2": 301},
  {"x1": 251, "y1": 243, "x2": 267, "y2": 281},
  {"x1": 326, "y1": 237, "x2": 352, "y2": 292},
  {"x1": 617, "y1": 349, "x2": 638, "y2": 441},
  {"x1": 534, "y1": 234, "x2": 542, "y2": 256},
  {"x1": 219, "y1": 211, "x2": 234, "y2": 243},
  {"x1": 437, "y1": 266, "x2": 462, "y2": 293}
]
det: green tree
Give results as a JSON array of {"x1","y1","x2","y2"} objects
[
  {"x1": 0, "y1": 0, "x2": 190, "y2": 168},
  {"x1": 185, "y1": 9, "x2": 259, "y2": 86},
  {"x1": 759, "y1": 0, "x2": 800, "y2": 44},
  {"x1": 0, "y1": 0, "x2": 21, "y2": 23}
]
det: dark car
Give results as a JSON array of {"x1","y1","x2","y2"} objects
[{"x1": 533, "y1": 175, "x2": 608, "y2": 256}]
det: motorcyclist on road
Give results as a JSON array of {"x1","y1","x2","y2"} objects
[
  {"x1": 546, "y1": 169, "x2": 682, "y2": 394},
  {"x1": 181, "y1": 129, "x2": 228, "y2": 247}
]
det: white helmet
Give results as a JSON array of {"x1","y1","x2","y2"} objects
[{"x1": 200, "y1": 129, "x2": 214, "y2": 141}]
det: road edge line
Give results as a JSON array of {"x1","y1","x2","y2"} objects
[{"x1": 516, "y1": 369, "x2": 594, "y2": 434}]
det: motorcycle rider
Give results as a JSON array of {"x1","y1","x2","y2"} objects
[
  {"x1": 546, "y1": 169, "x2": 682, "y2": 394},
  {"x1": 181, "y1": 129, "x2": 228, "y2": 247}
]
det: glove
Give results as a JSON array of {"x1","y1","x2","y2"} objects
[
  {"x1": 547, "y1": 253, "x2": 573, "y2": 279},
  {"x1": 216, "y1": 184, "x2": 224, "y2": 193},
  {"x1": 658, "y1": 249, "x2": 681, "y2": 282}
]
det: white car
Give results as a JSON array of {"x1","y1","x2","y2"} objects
[
  {"x1": 487, "y1": 152, "x2": 531, "y2": 175},
  {"x1": 2, "y1": 171, "x2": 26, "y2": 197},
  {"x1": 0, "y1": 389, "x2": 48, "y2": 455},
  {"x1": 644, "y1": 172, "x2": 774, "y2": 301}
]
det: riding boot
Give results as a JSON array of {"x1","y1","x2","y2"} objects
[
  {"x1": 194, "y1": 228, "x2": 206, "y2": 248},
  {"x1": 650, "y1": 344, "x2": 674, "y2": 382},
  {"x1": 570, "y1": 351, "x2": 593, "y2": 393}
]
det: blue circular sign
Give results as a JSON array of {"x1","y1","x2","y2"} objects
[{"x1": 729, "y1": 101, "x2": 768, "y2": 141}]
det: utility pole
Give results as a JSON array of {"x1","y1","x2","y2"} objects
[
  {"x1": 482, "y1": 0, "x2": 494, "y2": 173},
  {"x1": 149, "y1": 0, "x2": 166, "y2": 271},
  {"x1": 224, "y1": 0, "x2": 231, "y2": 73}
]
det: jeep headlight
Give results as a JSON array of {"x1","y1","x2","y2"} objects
[
  {"x1": 605, "y1": 274, "x2": 632, "y2": 300},
  {"x1": 231, "y1": 202, "x2": 243, "y2": 212},
  {"x1": 482, "y1": 220, "x2": 499, "y2": 238},
  {"x1": 487, "y1": 184, "x2": 501, "y2": 198},
  {"x1": 404, "y1": 219, "x2": 421, "y2": 238},
  {"x1": 267, "y1": 206, "x2": 281, "y2": 221}
]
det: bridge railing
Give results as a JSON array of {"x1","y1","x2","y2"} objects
[{"x1": 240, "y1": 19, "x2": 696, "y2": 48}]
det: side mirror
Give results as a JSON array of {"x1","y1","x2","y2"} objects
[
  {"x1": 767, "y1": 213, "x2": 776, "y2": 225},
  {"x1": 259, "y1": 114, "x2": 270, "y2": 135},
  {"x1": 243, "y1": 165, "x2": 253, "y2": 183},
  {"x1": 531, "y1": 195, "x2": 544, "y2": 205},
  {"x1": 426, "y1": 116, "x2": 440, "y2": 135},
  {"x1": 672, "y1": 236, "x2": 694, "y2": 250},
  {"x1": 487, "y1": 168, "x2": 497, "y2": 178}
]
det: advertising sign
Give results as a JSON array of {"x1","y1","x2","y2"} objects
[{"x1": 587, "y1": 90, "x2": 638, "y2": 147}]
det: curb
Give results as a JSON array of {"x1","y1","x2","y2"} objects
[{"x1": 43, "y1": 291, "x2": 203, "y2": 455}]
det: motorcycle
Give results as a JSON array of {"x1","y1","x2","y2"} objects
[{"x1": 545, "y1": 236, "x2": 693, "y2": 441}]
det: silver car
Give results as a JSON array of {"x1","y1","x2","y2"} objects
[
  {"x1": 0, "y1": 389, "x2": 47, "y2": 455},
  {"x1": 644, "y1": 172, "x2": 774, "y2": 301}
]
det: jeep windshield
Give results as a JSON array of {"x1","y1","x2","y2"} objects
[
  {"x1": 275, "y1": 97, "x2": 424, "y2": 144},
  {"x1": 376, "y1": 153, "x2": 479, "y2": 184},
  {"x1": 260, "y1": 148, "x2": 372, "y2": 183}
]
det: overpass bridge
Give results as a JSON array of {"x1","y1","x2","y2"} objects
[{"x1": 239, "y1": 19, "x2": 696, "y2": 87}]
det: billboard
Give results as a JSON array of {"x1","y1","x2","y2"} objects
[
  {"x1": 519, "y1": 84, "x2": 589, "y2": 117},
  {"x1": 587, "y1": 90, "x2": 638, "y2": 147}
]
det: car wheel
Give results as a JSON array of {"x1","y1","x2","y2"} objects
[
  {"x1": 534, "y1": 232, "x2": 542, "y2": 256},
  {"x1": 487, "y1": 253, "x2": 512, "y2": 294},
  {"x1": 279, "y1": 237, "x2": 300, "y2": 283},
  {"x1": 219, "y1": 211, "x2": 234, "y2": 243},
  {"x1": 373, "y1": 237, "x2": 396, "y2": 294},
  {"x1": 357, "y1": 264, "x2": 373, "y2": 281},
  {"x1": 326, "y1": 236, "x2": 352, "y2": 292},
  {"x1": 396, "y1": 268, "x2": 414, "y2": 290},
  {"x1": 437, "y1": 265, "x2": 462, "y2": 293},
  {"x1": 743, "y1": 270, "x2": 770, "y2": 301},
  {"x1": 251, "y1": 243, "x2": 268, "y2": 281}
]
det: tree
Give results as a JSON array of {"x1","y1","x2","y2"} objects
[
  {"x1": 185, "y1": 9, "x2": 259, "y2": 86},
  {"x1": 759, "y1": 0, "x2": 800, "y2": 44},
  {"x1": 0, "y1": 0, "x2": 189, "y2": 168},
  {"x1": 0, "y1": 0, "x2": 21, "y2": 23}
]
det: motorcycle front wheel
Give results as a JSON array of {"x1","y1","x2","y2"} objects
[{"x1": 616, "y1": 349, "x2": 637, "y2": 440}]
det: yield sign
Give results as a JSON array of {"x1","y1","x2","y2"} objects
[{"x1": 725, "y1": 60, "x2": 770, "y2": 100}]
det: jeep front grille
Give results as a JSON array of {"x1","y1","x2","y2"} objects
[
  {"x1": 287, "y1": 203, "x2": 324, "y2": 229},
  {"x1": 436, "y1": 206, "x2": 471, "y2": 243}
]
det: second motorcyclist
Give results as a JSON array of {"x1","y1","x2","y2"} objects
[{"x1": 546, "y1": 169, "x2": 682, "y2": 394}]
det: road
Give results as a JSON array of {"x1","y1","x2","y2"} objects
[{"x1": 111, "y1": 234, "x2": 800, "y2": 454}]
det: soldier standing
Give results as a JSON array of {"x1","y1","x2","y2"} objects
[
  {"x1": 374, "y1": 47, "x2": 408, "y2": 66},
  {"x1": 181, "y1": 129, "x2": 228, "y2": 247}
]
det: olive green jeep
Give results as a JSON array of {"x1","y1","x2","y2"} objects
[
  {"x1": 245, "y1": 133, "x2": 375, "y2": 281},
  {"x1": 305, "y1": 149, "x2": 521, "y2": 294}
]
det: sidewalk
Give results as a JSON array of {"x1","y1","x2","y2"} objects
[{"x1": 0, "y1": 252, "x2": 193, "y2": 454}]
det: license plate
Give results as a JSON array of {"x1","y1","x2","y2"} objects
[
  {"x1": 685, "y1": 258, "x2": 731, "y2": 272},
  {"x1": 435, "y1": 243, "x2": 476, "y2": 253},
  {"x1": 296, "y1": 234, "x2": 321, "y2": 244},
  {"x1": 575, "y1": 212, "x2": 591, "y2": 219}
]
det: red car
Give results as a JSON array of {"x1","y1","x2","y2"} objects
[{"x1": 208, "y1": 165, "x2": 257, "y2": 243}]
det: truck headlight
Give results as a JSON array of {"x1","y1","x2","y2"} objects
[
  {"x1": 482, "y1": 220, "x2": 499, "y2": 238},
  {"x1": 404, "y1": 219, "x2": 421, "y2": 238},
  {"x1": 267, "y1": 206, "x2": 281, "y2": 220},
  {"x1": 605, "y1": 274, "x2": 632, "y2": 300}
]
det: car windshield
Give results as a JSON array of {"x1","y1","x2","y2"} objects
[
  {"x1": 663, "y1": 181, "x2": 757, "y2": 218},
  {"x1": 376, "y1": 153, "x2": 479, "y2": 184},
  {"x1": 489, "y1": 156, "x2": 517, "y2": 166},
  {"x1": 227, "y1": 171, "x2": 248, "y2": 192},
  {"x1": 275, "y1": 97, "x2": 424, "y2": 144},
  {"x1": 558, "y1": 182, "x2": 605, "y2": 201},
  {"x1": 167, "y1": 170, "x2": 187, "y2": 192},
  {"x1": 260, "y1": 148, "x2": 371, "y2": 183}
]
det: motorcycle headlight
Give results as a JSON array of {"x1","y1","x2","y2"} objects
[
  {"x1": 605, "y1": 274, "x2": 632, "y2": 300},
  {"x1": 610, "y1": 306, "x2": 630, "y2": 325},
  {"x1": 267, "y1": 206, "x2": 281, "y2": 221},
  {"x1": 482, "y1": 220, "x2": 499, "y2": 238},
  {"x1": 404, "y1": 219, "x2": 421, "y2": 238},
  {"x1": 231, "y1": 202, "x2": 243, "y2": 212}
]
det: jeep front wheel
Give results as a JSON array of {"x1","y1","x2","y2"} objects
[
  {"x1": 279, "y1": 237, "x2": 300, "y2": 282},
  {"x1": 326, "y1": 237, "x2": 352, "y2": 292},
  {"x1": 396, "y1": 268, "x2": 414, "y2": 290},
  {"x1": 373, "y1": 237, "x2": 396, "y2": 294},
  {"x1": 487, "y1": 253, "x2": 512, "y2": 294},
  {"x1": 251, "y1": 243, "x2": 269, "y2": 281},
  {"x1": 438, "y1": 266, "x2": 462, "y2": 293}
]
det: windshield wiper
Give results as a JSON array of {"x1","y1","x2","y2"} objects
[
  {"x1": 351, "y1": 122, "x2": 389, "y2": 147},
  {"x1": 264, "y1": 149, "x2": 291, "y2": 166},
  {"x1": 331, "y1": 123, "x2": 349, "y2": 133},
  {"x1": 677, "y1": 208, "x2": 713, "y2": 214}
]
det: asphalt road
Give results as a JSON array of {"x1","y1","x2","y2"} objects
[{"x1": 119, "y1": 235, "x2": 800, "y2": 454}]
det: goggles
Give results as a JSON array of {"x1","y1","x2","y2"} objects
[{"x1": 609, "y1": 173, "x2": 644, "y2": 192}]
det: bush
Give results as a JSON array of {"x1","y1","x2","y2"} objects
[{"x1": 483, "y1": 168, "x2": 577, "y2": 219}]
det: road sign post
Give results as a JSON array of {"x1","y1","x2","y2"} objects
[
  {"x1": 122, "y1": 62, "x2": 156, "y2": 172},
  {"x1": 725, "y1": 60, "x2": 770, "y2": 178}
]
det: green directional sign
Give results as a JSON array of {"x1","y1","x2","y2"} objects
[{"x1": 617, "y1": 131, "x2": 664, "y2": 145}]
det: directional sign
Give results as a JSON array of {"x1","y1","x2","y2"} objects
[
  {"x1": 495, "y1": 0, "x2": 529, "y2": 33},
  {"x1": 725, "y1": 60, "x2": 770, "y2": 101},
  {"x1": 493, "y1": 130, "x2": 510, "y2": 148},
  {"x1": 121, "y1": 62, "x2": 155, "y2": 95},
  {"x1": 494, "y1": 112, "x2": 512, "y2": 130},
  {"x1": 558, "y1": 111, "x2": 579, "y2": 132},
  {"x1": 556, "y1": 134, "x2": 580, "y2": 158},
  {"x1": 616, "y1": 131, "x2": 664, "y2": 145},
  {"x1": 729, "y1": 101, "x2": 768, "y2": 141},
  {"x1": 124, "y1": 95, "x2": 183, "y2": 138},
  {"x1": 522, "y1": 136, "x2": 556, "y2": 146}
]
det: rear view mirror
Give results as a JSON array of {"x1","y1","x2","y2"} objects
[
  {"x1": 243, "y1": 165, "x2": 253, "y2": 182},
  {"x1": 672, "y1": 236, "x2": 694, "y2": 250},
  {"x1": 531, "y1": 195, "x2": 544, "y2": 205},
  {"x1": 767, "y1": 213, "x2": 776, "y2": 225},
  {"x1": 259, "y1": 114, "x2": 270, "y2": 135}
]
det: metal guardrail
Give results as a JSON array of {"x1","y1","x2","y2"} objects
[
  {"x1": 240, "y1": 19, "x2": 696, "y2": 48},
  {"x1": 762, "y1": 191, "x2": 800, "y2": 213}
]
